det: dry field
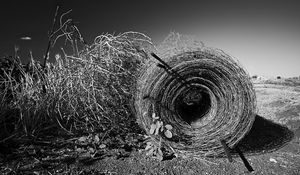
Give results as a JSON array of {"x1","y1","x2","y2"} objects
[
  {"x1": 1, "y1": 75, "x2": 300, "y2": 174},
  {"x1": 1, "y1": 29, "x2": 299, "y2": 174},
  {"x1": 67, "y1": 78, "x2": 300, "y2": 175},
  {"x1": 1, "y1": 76, "x2": 299, "y2": 175}
]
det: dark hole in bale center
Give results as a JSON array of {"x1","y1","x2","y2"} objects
[{"x1": 175, "y1": 89, "x2": 211, "y2": 125}]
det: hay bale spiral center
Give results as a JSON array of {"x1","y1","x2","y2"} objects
[
  {"x1": 175, "y1": 88, "x2": 211, "y2": 127},
  {"x1": 135, "y1": 50, "x2": 256, "y2": 157}
]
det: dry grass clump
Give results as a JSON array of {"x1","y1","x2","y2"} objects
[
  {"x1": 134, "y1": 33, "x2": 257, "y2": 158},
  {"x1": 0, "y1": 31, "x2": 154, "y2": 141},
  {"x1": 0, "y1": 57, "x2": 49, "y2": 139},
  {"x1": 46, "y1": 31, "x2": 154, "y2": 133},
  {"x1": 156, "y1": 32, "x2": 204, "y2": 58}
]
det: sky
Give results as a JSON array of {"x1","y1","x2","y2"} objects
[{"x1": 1, "y1": 0, "x2": 300, "y2": 77}]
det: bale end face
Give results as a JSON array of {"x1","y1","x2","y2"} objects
[{"x1": 135, "y1": 49, "x2": 256, "y2": 158}]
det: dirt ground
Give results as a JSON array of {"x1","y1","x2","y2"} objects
[
  {"x1": 1, "y1": 80, "x2": 300, "y2": 175},
  {"x1": 74, "y1": 81, "x2": 300, "y2": 175}
]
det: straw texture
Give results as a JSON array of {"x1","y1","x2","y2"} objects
[{"x1": 134, "y1": 33, "x2": 256, "y2": 157}]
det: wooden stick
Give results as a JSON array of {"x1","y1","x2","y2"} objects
[
  {"x1": 151, "y1": 53, "x2": 192, "y2": 89},
  {"x1": 43, "y1": 5, "x2": 60, "y2": 69},
  {"x1": 221, "y1": 140, "x2": 233, "y2": 162},
  {"x1": 42, "y1": 5, "x2": 60, "y2": 94},
  {"x1": 235, "y1": 146, "x2": 254, "y2": 172}
]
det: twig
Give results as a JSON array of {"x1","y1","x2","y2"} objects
[
  {"x1": 0, "y1": 133, "x2": 18, "y2": 143},
  {"x1": 42, "y1": 5, "x2": 60, "y2": 94},
  {"x1": 150, "y1": 53, "x2": 193, "y2": 89},
  {"x1": 220, "y1": 140, "x2": 233, "y2": 162},
  {"x1": 235, "y1": 146, "x2": 254, "y2": 172},
  {"x1": 43, "y1": 5, "x2": 60, "y2": 69}
]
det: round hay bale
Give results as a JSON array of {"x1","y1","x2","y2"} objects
[{"x1": 134, "y1": 45, "x2": 256, "y2": 157}]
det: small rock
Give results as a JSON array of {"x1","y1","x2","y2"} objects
[
  {"x1": 88, "y1": 147, "x2": 95, "y2": 153},
  {"x1": 76, "y1": 147, "x2": 85, "y2": 153},
  {"x1": 269, "y1": 158, "x2": 277, "y2": 163},
  {"x1": 94, "y1": 134, "x2": 100, "y2": 143},
  {"x1": 78, "y1": 136, "x2": 87, "y2": 142},
  {"x1": 99, "y1": 144, "x2": 106, "y2": 149}
]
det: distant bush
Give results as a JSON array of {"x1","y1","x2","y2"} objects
[{"x1": 251, "y1": 75, "x2": 258, "y2": 79}]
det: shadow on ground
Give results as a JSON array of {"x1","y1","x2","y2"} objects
[{"x1": 232, "y1": 115, "x2": 294, "y2": 155}]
